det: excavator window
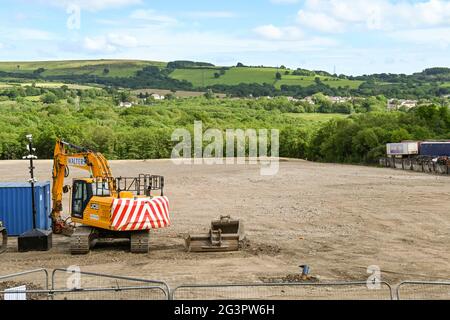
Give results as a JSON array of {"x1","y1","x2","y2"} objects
[
  {"x1": 92, "y1": 180, "x2": 111, "y2": 197},
  {"x1": 72, "y1": 180, "x2": 93, "y2": 219}
]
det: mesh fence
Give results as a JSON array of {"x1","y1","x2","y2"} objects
[
  {"x1": 3, "y1": 269, "x2": 449, "y2": 300},
  {"x1": 171, "y1": 282, "x2": 393, "y2": 300},
  {"x1": 51, "y1": 286, "x2": 168, "y2": 300},
  {"x1": 397, "y1": 282, "x2": 450, "y2": 300},
  {"x1": 51, "y1": 269, "x2": 169, "y2": 300},
  {"x1": 0, "y1": 269, "x2": 49, "y2": 300}
]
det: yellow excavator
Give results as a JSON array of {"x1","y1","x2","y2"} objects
[{"x1": 52, "y1": 140, "x2": 169, "y2": 254}]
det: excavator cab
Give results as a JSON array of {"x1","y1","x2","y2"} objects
[{"x1": 71, "y1": 179, "x2": 93, "y2": 219}]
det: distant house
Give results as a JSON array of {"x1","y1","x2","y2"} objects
[
  {"x1": 387, "y1": 99, "x2": 417, "y2": 110},
  {"x1": 328, "y1": 96, "x2": 352, "y2": 103},
  {"x1": 119, "y1": 101, "x2": 133, "y2": 108},
  {"x1": 301, "y1": 96, "x2": 315, "y2": 104},
  {"x1": 150, "y1": 93, "x2": 165, "y2": 100}
]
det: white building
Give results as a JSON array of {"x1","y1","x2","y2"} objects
[
  {"x1": 150, "y1": 93, "x2": 165, "y2": 100},
  {"x1": 329, "y1": 96, "x2": 352, "y2": 103},
  {"x1": 119, "y1": 102, "x2": 133, "y2": 108},
  {"x1": 387, "y1": 99, "x2": 417, "y2": 110},
  {"x1": 301, "y1": 96, "x2": 315, "y2": 104}
]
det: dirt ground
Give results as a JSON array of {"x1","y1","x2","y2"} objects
[{"x1": 0, "y1": 159, "x2": 449, "y2": 288}]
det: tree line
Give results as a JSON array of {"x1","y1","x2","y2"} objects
[{"x1": 0, "y1": 88, "x2": 448, "y2": 164}]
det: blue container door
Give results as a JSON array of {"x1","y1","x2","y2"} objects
[
  {"x1": 42, "y1": 184, "x2": 51, "y2": 230},
  {"x1": 34, "y1": 185, "x2": 52, "y2": 231}
]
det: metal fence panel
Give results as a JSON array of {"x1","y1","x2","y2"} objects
[
  {"x1": 51, "y1": 286, "x2": 168, "y2": 300},
  {"x1": 397, "y1": 281, "x2": 450, "y2": 300},
  {"x1": 0, "y1": 269, "x2": 49, "y2": 300},
  {"x1": 171, "y1": 282, "x2": 394, "y2": 300},
  {"x1": 51, "y1": 268, "x2": 170, "y2": 300}
]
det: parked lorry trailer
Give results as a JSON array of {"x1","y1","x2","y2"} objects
[{"x1": 380, "y1": 141, "x2": 450, "y2": 175}]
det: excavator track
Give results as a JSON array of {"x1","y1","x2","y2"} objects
[
  {"x1": 130, "y1": 230, "x2": 150, "y2": 254},
  {"x1": 70, "y1": 226, "x2": 97, "y2": 255}
]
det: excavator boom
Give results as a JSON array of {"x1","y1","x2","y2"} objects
[{"x1": 51, "y1": 139, "x2": 116, "y2": 234}]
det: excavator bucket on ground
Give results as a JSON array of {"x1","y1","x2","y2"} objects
[
  {"x1": 185, "y1": 216, "x2": 244, "y2": 253},
  {"x1": 0, "y1": 222, "x2": 7, "y2": 254}
]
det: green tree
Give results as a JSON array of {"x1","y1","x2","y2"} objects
[{"x1": 41, "y1": 92, "x2": 58, "y2": 104}]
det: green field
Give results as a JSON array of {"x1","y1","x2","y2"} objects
[
  {"x1": 287, "y1": 113, "x2": 348, "y2": 122},
  {"x1": 0, "y1": 81, "x2": 96, "y2": 89},
  {"x1": 0, "y1": 60, "x2": 166, "y2": 78},
  {"x1": 169, "y1": 67, "x2": 277, "y2": 86},
  {"x1": 170, "y1": 67, "x2": 363, "y2": 89},
  {"x1": 0, "y1": 59, "x2": 370, "y2": 91}
]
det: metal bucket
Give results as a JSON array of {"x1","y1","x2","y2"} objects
[
  {"x1": 211, "y1": 216, "x2": 245, "y2": 241},
  {"x1": 185, "y1": 216, "x2": 244, "y2": 253}
]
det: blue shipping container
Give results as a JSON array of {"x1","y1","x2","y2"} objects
[
  {"x1": 0, "y1": 182, "x2": 51, "y2": 236},
  {"x1": 420, "y1": 142, "x2": 450, "y2": 157}
]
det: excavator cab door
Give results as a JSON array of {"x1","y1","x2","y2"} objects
[{"x1": 71, "y1": 180, "x2": 93, "y2": 219}]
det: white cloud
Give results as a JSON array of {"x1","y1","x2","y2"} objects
[
  {"x1": 390, "y1": 27, "x2": 450, "y2": 47},
  {"x1": 16, "y1": 28, "x2": 55, "y2": 41},
  {"x1": 254, "y1": 24, "x2": 304, "y2": 40},
  {"x1": 130, "y1": 9, "x2": 178, "y2": 25},
  {"x1": 270, "y1": 0, "x2": 299, "y2": 4},
  {"x1": 297, "y1": 10, "x2": 344, "y2": 33},
  {"x1": 40, "y1": 0, "x2": 142, "y2": 12},
  {"x1": 297, "y1": 0, "x2": 450, "y2": 33},
  {"x1": 83, "y1": 37, "x2": 117, "y2": 53},
  {"x1": 184, "y1": 11, "x2": 236, "y2": 19},
  {"x1": 83, "y1": 33, "x2": 138, "y2": 53},
  {"x1": 254, "y1": 24, "x2": 284, "y2": 39}
]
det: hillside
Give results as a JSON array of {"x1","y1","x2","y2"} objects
[
  {"x1": 0, "y1": 60, "x2": 362, "y2": 88},
  {"x1": 170, "y1": 67, "x2": 363, "y2": 89},
  {"x1": 0, "y1": 60, "x2": 166, "y2": 78},
  {"x1": 0, "y1": 59, "x2": 449, "y2": 99}
]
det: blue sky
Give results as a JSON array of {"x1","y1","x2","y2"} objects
[{"x1": 0, "y1": 0, "x2": 449, "y2": 75}]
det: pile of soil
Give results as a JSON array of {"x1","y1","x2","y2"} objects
[
  {"x1": 259, "y1": 274, "x2": 319, "y2": 283},
  {"x1": 240, "y1": 239, "x2": 281, "y2": 256}
]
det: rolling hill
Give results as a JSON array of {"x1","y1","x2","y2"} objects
[
  {"x1": 0, "y1": 59, "x2": 448, "y2": 99},
  {"x1": 0, "y1": 59, "x2": 362, "y2": 88},
  {"x1": 0, "y1": 59, "x2": 166, "y2": 78},
  {"x1": 169, "y1": 66, "x2": 363, "y2": 89}
]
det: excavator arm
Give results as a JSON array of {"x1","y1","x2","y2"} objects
[{"x1": 51, "y1": 139, "x2": 116, "y2": 234}]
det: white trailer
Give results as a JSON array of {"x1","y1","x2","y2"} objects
[{"x1": 386, "y1": 142, "x2": 419, "y2": 156}]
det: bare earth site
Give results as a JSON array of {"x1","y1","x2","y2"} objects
[{"x1": 0, "y1": 159, "x2": 449, "y2": 298}]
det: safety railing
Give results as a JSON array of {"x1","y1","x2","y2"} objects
[
  {"x1": 51, "y1": 268, "x2": 170, "y2": 300},
  {"x1": 2, "y1": 268, "x2": 450, "y2": 300},
  {"x1": 396, "y1": 281, "x2": 450, "y2": 300},
  {"x1": 0, "y1": 268, "x2": 49, "y2": 300},
  {"x1": 171, "y1": 281, "x2": 394, "y2": 300}
]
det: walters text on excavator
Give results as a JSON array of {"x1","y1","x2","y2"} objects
[{"x1": 52, "y1": 139, "x2": 170, "y2": 254}]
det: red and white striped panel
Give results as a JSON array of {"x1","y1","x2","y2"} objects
[{"x1": 110, "y1": 196, "x2": 170, "y2": 231}]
